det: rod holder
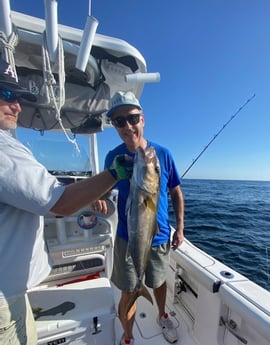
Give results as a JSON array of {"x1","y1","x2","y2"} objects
[
  {"x1": 0, "y1": 0, "x2": 13, "y2": 38},
  {"x1": 125, "y1": 72, "x2": 160, "y2": 84},
  {"x1": 44, "y1": 0, "x2": 58, "y2": 62},
  {"x1": 76, "y1": 15, "x2": 99, "y2": 72}
]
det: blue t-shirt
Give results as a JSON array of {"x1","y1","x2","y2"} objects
[{"x1": 105, "y1": 141, "x2": 181, "y2": 246}]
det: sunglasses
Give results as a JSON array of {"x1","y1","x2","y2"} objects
[
  {"x1": 0, "y1": 89, "x2": 20, "y2": 103},
  {"x1": 111, "y1": 113, "x2": 141, "y2": 128}
]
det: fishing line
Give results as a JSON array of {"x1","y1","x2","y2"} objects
[{"x1": 181, "y1": 94, "x2": 256, "y2": 178}]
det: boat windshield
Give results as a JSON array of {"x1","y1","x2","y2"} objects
[{"x1": 16, "y1": 128, "x2": 91, "y2": 177}]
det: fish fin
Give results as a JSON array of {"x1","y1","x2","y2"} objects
[
  {"x1": 141, "y1": 284, "x2": 153, "y2": 305},
  {"x1": 145, "y1": 196, "x2": 157, "y2": 213},
  {"x1": 124, "y1": 284, "x2": 153, "y2": 319},
  {"x1": 125, "y1": 290, "x2": 139, "y2": 319}
]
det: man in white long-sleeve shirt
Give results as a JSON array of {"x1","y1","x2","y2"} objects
[{"x1": 0, "y1": 57, "x2": 131, "y2": 345}]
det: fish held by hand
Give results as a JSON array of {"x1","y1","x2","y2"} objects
[{"x1": 125, "y1": 146, "x2": 160, "y2": 318}]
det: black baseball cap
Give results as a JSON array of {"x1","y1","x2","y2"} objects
[{"x1": 0, "y1": 57, "x2": 36, "y2": 102}]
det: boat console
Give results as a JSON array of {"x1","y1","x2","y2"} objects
[{"x1": 28, "y1": 174, "x2": 119, "y2": 345}]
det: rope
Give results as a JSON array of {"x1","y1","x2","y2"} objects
[
  {"x1": 0, "y1": 25, "x2": 19, "y2": 78},
  {"x1": 42, "y1": 31, "x2": 80, "y2": 152},
  {"x1": 1, "y1": 25, "x2": 80, "y2": 153}
]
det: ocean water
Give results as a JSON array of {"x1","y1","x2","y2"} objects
[{"x1": 168, "y1": 179, "x2": 270, "y2": 291}]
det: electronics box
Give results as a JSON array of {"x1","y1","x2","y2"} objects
[{"x1": 28, "y1": 277, "x2": 116, "y2": 345}]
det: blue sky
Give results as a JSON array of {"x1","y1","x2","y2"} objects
[{"x1": 10, "y1": 0, "x2": 270, "y2": 181}]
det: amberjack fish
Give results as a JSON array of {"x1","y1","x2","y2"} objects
[{"x1": 125, "y1": 146, "x2": 160, "y2": 317}]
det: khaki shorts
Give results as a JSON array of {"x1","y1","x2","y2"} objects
[
  {"x1": 0, "y1": 294, "x2": 37, "y2": 345},
  {"x1": 111, "y1": 236, "x2": 170, "y2": 291}
]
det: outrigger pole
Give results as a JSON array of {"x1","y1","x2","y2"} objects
[{"x1": 181, "y1": 93, "x2": 256, "y2": 178}]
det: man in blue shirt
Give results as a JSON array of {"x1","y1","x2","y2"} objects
[{"x1": 92, "y1": 91, "x2": 185, "y2": 345}]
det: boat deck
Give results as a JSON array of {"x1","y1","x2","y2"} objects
[{"x1": 113, "y1": 284, "x2": 196, "y2": 345}]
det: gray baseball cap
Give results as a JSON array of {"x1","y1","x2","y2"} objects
[{"x1": 107, "y1": 91, "x2": 142, "y2": 118}]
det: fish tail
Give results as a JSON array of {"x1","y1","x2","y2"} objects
[
  {"x1": 141, "y1": 283, "x2": 153, "y2": 305},
  {"x1": 124, "y1": 284, "x2": 153, "y2": 319}
]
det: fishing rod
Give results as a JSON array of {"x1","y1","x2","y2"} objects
[{"x1": 181, "y1": 93, "x2": 256, "y2": 179}]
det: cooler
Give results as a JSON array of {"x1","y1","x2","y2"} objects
[{"x1": 28, "y1": 277, "x2": 116, "y2": 345}]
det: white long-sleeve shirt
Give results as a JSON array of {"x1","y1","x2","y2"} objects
[{"x1": 0, "y1": 130, "x2": 65, "y2": 299}]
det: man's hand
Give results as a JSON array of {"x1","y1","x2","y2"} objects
[
  {"x1": 91, "y1": 199, "x2": 108, "y2": 214},
  {"x1": 171, "y1": 229, "x2": 184, "y2": 250},
  {"x1": 108, "y1": 155, "x2": 133, "y2": 180}
]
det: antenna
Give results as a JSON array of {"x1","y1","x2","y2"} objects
[{"x1": 181, "y1": 94, "x2": 256, "y2": 178}]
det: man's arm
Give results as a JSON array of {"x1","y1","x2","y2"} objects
[
  {"x1": 170, "y1": 185, "x2": 185, "y2": 250},
  {"x1": 50, "y1": 170, "x2": 115, "y2": 216}
]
